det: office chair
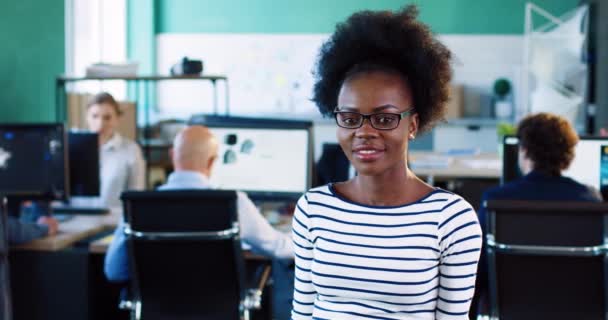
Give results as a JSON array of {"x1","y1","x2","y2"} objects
[
  {"x1": 483, "y1": 200, "x2": 608, "y2": 320},
  {"x1": 120, "y1": 190, "x2": 270, "y2": 320}
]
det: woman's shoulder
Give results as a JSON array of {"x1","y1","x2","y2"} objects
[
  {"x1": 297, "y1": 184, "x2": 333, "y2": 204},
  {"x1": 116, "y1": 134, "x2": 143, "y2": 153},
  {"x1": 428, "y1": 187, "x2": 462, "y2": 201},
  {"x1": 418, "y1": 188, "x2": 475, "y2": 212},
  {"x1": 304, "y1": 184, "x2": 334, "y2": 197}
]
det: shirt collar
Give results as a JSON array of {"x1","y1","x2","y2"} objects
[
  {"x1": 524, "y1": 170, "x2": 560, "y2": 180},
  {"x1": 102, "y1": 133, "x2": 123, "y2": 151},
  {"x1": 164, "y1": 170, "x2": 213, "y2": 189}
]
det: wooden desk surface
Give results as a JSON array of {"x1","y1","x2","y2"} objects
[
  {"x1": 409, "y1": 151, "x2": 501, "y2": 179},
  {"x1": 13, "y1": 216, "x2": 115, "y2": 252},
  {"x1": 89, "y1": 234, "x2": 114, "y2": 254}
]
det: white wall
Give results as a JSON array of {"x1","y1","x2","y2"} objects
[{"x1": 155, "y1": 34, "x2": 524, "y2": 156}]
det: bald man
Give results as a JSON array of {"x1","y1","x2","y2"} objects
[{"x1": 104, "y1": 125, "x2": 294, "y2": 282}]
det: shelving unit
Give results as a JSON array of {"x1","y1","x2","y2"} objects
[
  {"x1": 55, "y1": 75, "x2": 229, "y2": 124},
  {"x1": 55, "y1": 74, "x2": 229, "y2": 187}
]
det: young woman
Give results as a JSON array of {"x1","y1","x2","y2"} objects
[
  {"x1": 291, "y1": 6, "x2": 482, "y2": 319},
  {"x1": 71, "y1": 92, "x2": 145, "y2": 221}
]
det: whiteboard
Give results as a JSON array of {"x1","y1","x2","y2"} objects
[
  {"x1": 156, "y1": 33, "x2": 524, "y2": 121},
  {"x1": 156, "y1": 33, "x2": 327, "y2": 119}
]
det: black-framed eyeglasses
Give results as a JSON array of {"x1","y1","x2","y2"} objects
[{"x1": 333, "y1": 108, "x2": 415, "y2": 130}]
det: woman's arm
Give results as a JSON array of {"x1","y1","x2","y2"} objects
[
  {"x1": 291, "y1": 194, "x2": 316, "y2": 320},
  {"x1": 436, "y1": 197, "x2": 482, "y2": 320}
]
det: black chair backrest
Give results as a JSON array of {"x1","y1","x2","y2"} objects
[
  {"x1": 484, "y1": 200, "x2": 608, "y2": 320},
  {"x1": 121, "y1": 190, "x2": 244, "y2": 320}
]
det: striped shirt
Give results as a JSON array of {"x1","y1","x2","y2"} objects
[{"x1": 291, "y1": 185, "x2": 482, "y2": 320}]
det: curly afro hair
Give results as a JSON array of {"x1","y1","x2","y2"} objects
[
  {"x1": 312, "y1": 5, "x2": 452, "y2": 133},
  {"x1": 517, "y1": 113, "x2": 579, "y2": 176}
]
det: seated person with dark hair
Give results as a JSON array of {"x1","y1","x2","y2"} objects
[
  {"x1": 8, "y1": 216, "x2": 58, "y2": 244},
  {"x1": 482, "y1": 112, "x2": 601, "y2": 203},
  {"x1": 475, "y1": 112, "x2": 602, "y2": 314}
]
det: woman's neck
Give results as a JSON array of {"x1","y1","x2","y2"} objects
[
  {"x1": 347, "y1": 166, "x2": 430, "y2": 206},
  {"x1": 99, "y1": 132, "x2": 114, "y2": 146}
]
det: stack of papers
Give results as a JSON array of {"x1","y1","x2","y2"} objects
[{"x1": 85, "y1": 62, "x2": 138, "y2": 77}]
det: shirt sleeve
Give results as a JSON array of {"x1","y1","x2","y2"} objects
[
  {"x1": 435, "y1": 196, "x2": 482, "y2": 320},
  {"x1": 236, "y1": 192, "x2": 293, "y2": 259},
  {"x1": 291, "y1": 194, "x2": 315, "y2": 320},
  {"x1": 7, "y1": 217, "x2": 48, "y2": 244},
  {"x1": 127, "y1": 142, "x2": 146, "y2": 191},
  {"x1": 104, "y1": 222, "x2": 131, "y2": 282}
]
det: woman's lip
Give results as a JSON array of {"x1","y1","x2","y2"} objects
[
  {"x1": 352, "y1": 145, "x2": 385, "y2": 152},
  {"x1": 353, "y1": 149, "x2": 384, "y2": 161}
]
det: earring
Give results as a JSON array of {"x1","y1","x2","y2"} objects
[{"x1": 409, "y1": 133, "x2": 415, "y2": 140}]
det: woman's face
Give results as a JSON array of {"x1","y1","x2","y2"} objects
[
  {"x1": 86, "y1": 103, "x2": 119, "y2": 138},
  {"x1": 336, "y1": 71, "x2": 418, "y2": 177}
]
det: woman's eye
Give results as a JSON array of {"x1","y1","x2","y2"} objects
[
  {"x1": 343, "y1": 117, "x2": 357, "y2": 124},
  {"x1": 377, "y1": 116, "x2": 395, "y2": 124}
]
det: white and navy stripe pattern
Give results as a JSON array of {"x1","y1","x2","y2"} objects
[{"x1": 291, "y1": 185, "x2": 482, "y2": 320}]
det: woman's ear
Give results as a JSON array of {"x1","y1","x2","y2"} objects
[{"x1": 408, "y1": 113, "x2": 419, "y2": 140}]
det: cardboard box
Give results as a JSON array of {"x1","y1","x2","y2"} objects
[{"x1": 445, "y1": 84, "x2": 464, "y2": 119}]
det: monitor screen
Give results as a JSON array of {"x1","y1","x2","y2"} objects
[
  {"x1": 563, "y1": 138, "x2": 608, "y2": 192},
  {"x1": 502, "y1": 135, "x2": 608, "y2": 192},
  {"x1": 502, "y1": 135, "x2": 521, "y2": 184},
  {"x1": 68, "y1": 132, "x2": 100, "y2": 196},
  {"x1": 189, "y1": 116, "x2": 313, "y2": 200},
  {"x1": 0, "y1": 124, "x2": 68, "y2": 200}
]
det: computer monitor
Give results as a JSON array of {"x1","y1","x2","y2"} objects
[
  {"x1": 502, "y1": 135, "x2": 608, "y2": 193},
  {"x1": 563, "y1": 138, "x2": 608, "y2": 193},
  {"x1": 68, "y1": 131, "x2": 100, "y2": 196},
  {"x1": 189, "y1": 115, "x2": 313, "y2": 200},
  {"x1": 502, "y1": 135, "x2": 521, "y2": 184},
  {"x1": 0, "y1": 124, "x2": 68, "y2": 200}
]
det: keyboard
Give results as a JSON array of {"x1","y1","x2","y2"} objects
[
  {"x1": 53, "y1": 214, "x2": 74, "y2": 223},
  {"x1": 52, "y1": 206, "x2": 110, "y2": 215}
]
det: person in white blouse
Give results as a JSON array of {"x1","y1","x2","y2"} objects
[{"x1": 71, "y1": 92, "x2": 145, "y2": 221}]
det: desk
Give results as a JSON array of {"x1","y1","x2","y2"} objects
[
  {"x1": 9, "y1": 216, "x2": 118, "y2": 320},
  {"x1": 89, "y1": 234, "x2": 114, "y2": 254},
  {"x1": 410, "y1": 151, "x2": 501, "y2": 181},
  {"x1": 13, "y1": 216, "x2": 115, "y2": 252},
  {"x1": 409, "y1": 151, "x2": 502, "y2": 212},
  {"x1": 12, "y1": 217, "x2": 284, "y2": 320}
]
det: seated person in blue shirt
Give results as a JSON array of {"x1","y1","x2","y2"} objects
[
  {"x1": 475, "y1": 112, "x2": 602, "y2": 314},
  {"x1": 482, "y1": 112, "x2": 601, "y2": 204},
  {"x1": 8, "y1": 215, "x2": 58, "y2": 244},
  {"x1": 104, "y1": 125, "x2": 294, "y2": 282}
]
